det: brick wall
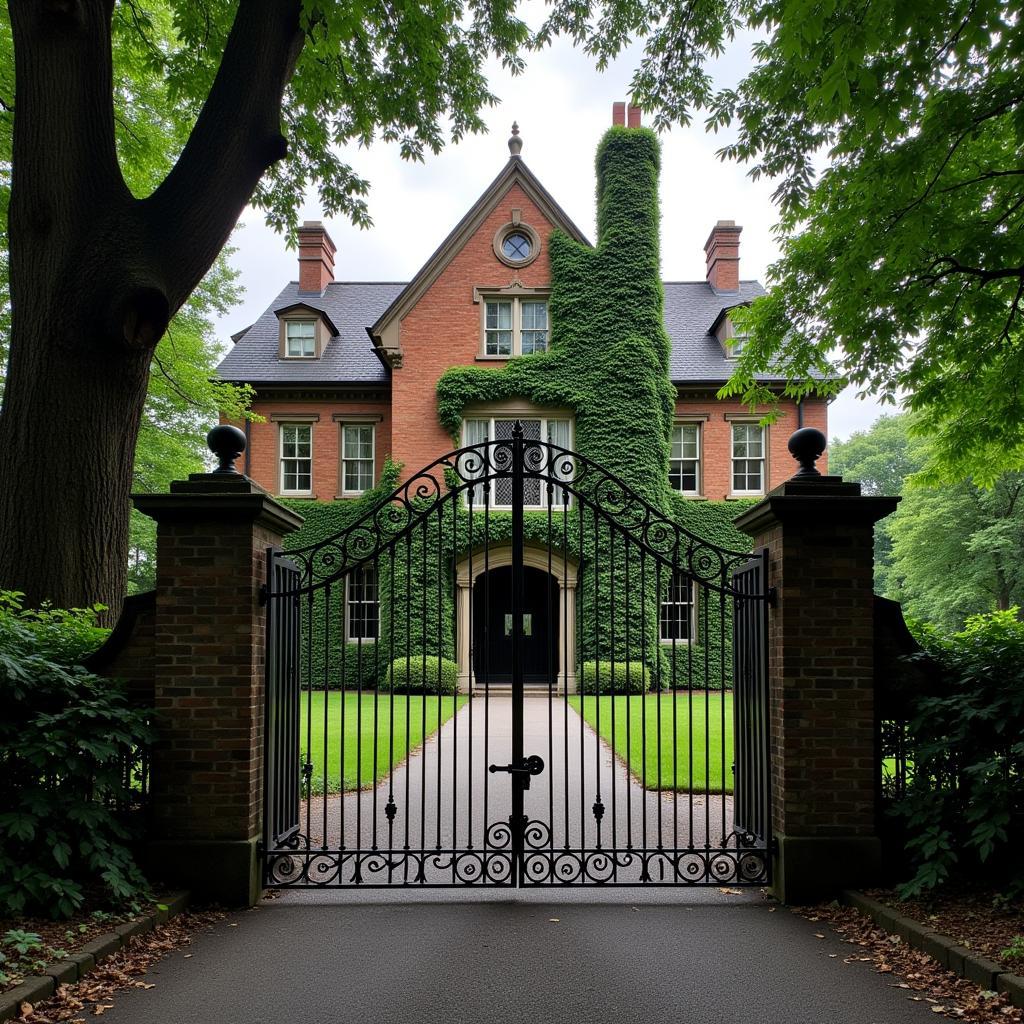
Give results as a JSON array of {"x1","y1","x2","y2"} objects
[
  {"x1": 674, "y1": 396, "x2": 828, "y2": 500},
  {"x1": 148, "y1": 518, "x2": 276, "y2": 842},
  {"x1": 242, "y1": 395, "x2": 391, "y2": 499},
  {"x1": 764, "y1": 517, "x2": 877, "y2": 838},
  {"x1": 392, "y1": 182, "x2": 555, "y2": 475}
]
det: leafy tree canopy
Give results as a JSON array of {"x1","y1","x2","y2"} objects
[
  {"x1": 830, "y1": 414, "x2": 1024, "y2": 628},
  {"x1": 633, "y1": 0, "x2": 1024, "y2": 482}
]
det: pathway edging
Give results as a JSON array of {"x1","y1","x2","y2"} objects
[
  {"x1": 0, "y1": 892, "x2": 190, "y2": 1022},
  {"x1": 841, "y1": 890, "x2": 1024, "y2": 1008}
]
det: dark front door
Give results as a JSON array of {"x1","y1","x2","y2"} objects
[{"x1": 473, "y1": 565, "x2": 558, "y2": 685}]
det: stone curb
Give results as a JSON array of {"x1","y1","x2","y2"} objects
[
  {"x1": 0, "y1": 892, "x2": 190, "y2": 1023},
  {"x1": 840, "y1": 890, "x2": 1024, "y2": 1009}
]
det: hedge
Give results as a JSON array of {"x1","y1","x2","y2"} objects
[
  {"x1": 579, "y1": 660, "x2": 648, "y2": 694},
  {"x1": 382, "y1": 654, "x2": 459, "y2": 695}
]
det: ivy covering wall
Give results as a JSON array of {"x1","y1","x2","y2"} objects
[{"x1": 282, "y1": 127, "x2": 756, "y2": 691}]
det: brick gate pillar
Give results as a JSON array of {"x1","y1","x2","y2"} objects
[
  {"x1": 733, "y1": 428, "x2": 898, "y2": 903},
  {"x1": 133, "y1": 426, "x2": 304, "y2": 906}
]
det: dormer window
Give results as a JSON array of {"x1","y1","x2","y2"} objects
[
  {"x1": 710, "y1": 303, "x2": 750, "y2": 359},
  {"x1": 275, "y1": 303, "x2": 338, "y2": 360},
  {"x1": 727, "y1": 332, "x2": 749, "y2": 359},
  {"x1": 285, "y1": 320, "x2": 316, "y2": 358}
]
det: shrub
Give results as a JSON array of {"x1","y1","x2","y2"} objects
[
  {"x1": 893, "y1": 610, "x2": 1024, "y2": 897},
  {"x1": 0, "y1": 590, "x2": 108, "y2": 663},
  {"x1": 579, "y1": 660, "x2": 649, "y2": 694},
  {"x1": 0, "y1": 594, "x2": 152, "y2": 918},
  {"x1": 382, "y1": 654, "x2": 459, "y2": 695}
]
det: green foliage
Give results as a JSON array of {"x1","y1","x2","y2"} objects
[
  {"x1": 642, "y1": 0, "x2": 1024, "y2": 478},
  {"x1": 382, "y1": 655, "x2": 459, "y2": 695},
  {"x1": 893, "y1": 610, "x2": 1024, "y2": 897},
  {"x1": 579, "y1": 661, "x2": 648, "y2": 694},
  {"x1": 438, "y1": 128, "x2": 676, "y2": 506},
  {"x1": 830, "y1": 414, "x2": 1024, "y2": 628},
  {"x1": 0, "y1": 596, "x2": 151, "y2": 918},
  {"x1": 0, "y1": 591, "x2": 109, "y2": 664},
  {"x1": 1002, "y1": 936, "x2": 1024, "y2": 963}
]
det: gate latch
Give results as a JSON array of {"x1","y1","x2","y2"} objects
[{"x1": 489, "y1": 755, "x2": 545, "y2": 790}]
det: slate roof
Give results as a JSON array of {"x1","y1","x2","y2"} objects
[
  {"x1": 216, "y1": 278, "x2": 779, "y2": 386},
  {"x1": 217, "y1": 281, "x2": 404, "y2": 385}
]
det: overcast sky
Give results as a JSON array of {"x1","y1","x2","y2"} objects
[{"x1": 215, "y1": 28, "x2": 888, "y2": 441}]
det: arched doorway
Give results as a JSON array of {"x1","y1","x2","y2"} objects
[
  {"x1": 455, "y1": 545, "x2": 578, "y2": 693},
  {"x1": 472, "y1": 565, "x2": 559, "y2": 685}
]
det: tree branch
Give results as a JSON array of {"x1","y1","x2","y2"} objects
[{"x1": 146, "y1": 0, "x2": 305, "y2": 315}]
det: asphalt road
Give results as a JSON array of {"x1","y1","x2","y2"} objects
[{"x1": 100, "y1": 889, "x2": 938, "y2": 1024}]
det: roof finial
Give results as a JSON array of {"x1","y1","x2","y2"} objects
[{"x1": 508, "y1": 122, "x2": 522, "y2": 157}]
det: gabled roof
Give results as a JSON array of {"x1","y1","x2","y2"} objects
[
  {"x1": 275, "y1": 301, "x2": 340, "y2": 337},
  {"x1": 217, "y1": 282, "x2": 404, "y2": 385},
  {"x1": 367, "y1": 155, "x2": 591, "y2": 359}
]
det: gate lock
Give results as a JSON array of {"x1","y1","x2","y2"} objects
[{"x1": 488, "y1": 755, "x2": 545, "y2": 790}]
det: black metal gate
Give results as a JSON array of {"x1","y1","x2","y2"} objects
[{"x1": 262, "y1": 422, "x2": 772, "y2": 887}]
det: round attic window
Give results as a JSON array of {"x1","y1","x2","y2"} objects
[
  {"x1": 493, "y1": 222, "x2": 541, "y2": 268},
  {"x1": 502, "y1": 231, "x2": 532, "y2": 262}
]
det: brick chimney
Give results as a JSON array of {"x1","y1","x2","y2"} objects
[
  {"x1": 297, "y1": 220, "x2": 336, "y2": 294},
  {"x1": 612, "y1": 101, "x2": 642, "y2": 127},
  {"x1": 704, "y1": 220, "x2": 742, "y2": 292}
]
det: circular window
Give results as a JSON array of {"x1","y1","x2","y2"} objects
[
  {"x1": 492, "y1": 222, "x2": 541, "y2": 268},
  {"x1": 502, "y1": 231, "x2": 532, "y2": 262}
]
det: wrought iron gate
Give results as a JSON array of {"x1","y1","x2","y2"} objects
[{"x1": 262, "y1": 422, "x2": 772, "y2": 887}]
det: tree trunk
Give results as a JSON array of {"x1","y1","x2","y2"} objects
[
  {"x1": 0, "y1": 0, "x2": 303, "y2": 619},
  {"x1": 0, "y1": 318, "x2": 150, "y2": 617}
]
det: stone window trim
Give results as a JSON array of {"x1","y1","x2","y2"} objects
[
  {"x1": 278, "y1": 421, "x2": 315, "y2": 497},
  {"x1": 337, "y1": 422, "x2": 376, "y2": 498},
  {"x1": 671, "y1": 417, "x2": 707, "y2": 498},
  {"x1": 492, "y1": 216, "x2": 541, "y2": 269},
  {"x1": 728, "y1": 420, "x2": 769, "y2": 498},
  {"x1": 270, "y1": 412, "x2": 320, "y2": 423},
  {"x1": 474, "y1": 285, "x2": 551, "y2": 359},
  {"x1": 659, "y1": 572, "x2": 697, "y2": 645},
  {"x1": 276, "y1": 306, "x2": 336, "y2": 360}
]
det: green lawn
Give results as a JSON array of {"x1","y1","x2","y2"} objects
[
  {"x1": 299, "y1": 693, "x2": 468, "y2": 794},
  {"x1": 569, "y1": 693, "x2": 733, "y2": 792}
]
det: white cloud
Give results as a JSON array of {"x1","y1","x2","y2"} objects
[{"x1": 216, "y1": 35, "x2": 886, "y2": 435}]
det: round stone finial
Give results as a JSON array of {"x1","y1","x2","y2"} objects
[
  {"x1": 508, "y1": 122, "x2": 522, "y2": 157},
  {"x1": 207, "y1": 424, "x2": 247, "y2": 475},
  {"x1": 787, "y1": 427, "x2": 827, "y2": 479}
]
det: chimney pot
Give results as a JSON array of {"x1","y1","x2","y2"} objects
[
  {"x1": 704, "y1": 221, "x2": 742, "y2": 293},
  {"x1": 297, "y1": 220, "x2": 336, "y2": 294}
]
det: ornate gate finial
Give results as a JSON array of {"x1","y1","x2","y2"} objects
[
  {"x1": 787, "y1": 427, "x2": 827, "y2": 478},
  {"x1": 207, "y1": 424, "x2": 247, "y2": 474}
]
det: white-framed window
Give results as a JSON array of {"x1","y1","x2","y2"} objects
[
  {"x1": 669, "y1": 423, "x2": 701, "y2": 495},
  {"x1": 285, "y1": 320, "x2": 316, "y2": 358},
  {"x1": 461, "y1": 416, "x2": 572, "y2": 508},
  {"x1": 280, "y1": 423, "x2": 313, "y2": 494},
  {"x1": 660, "y1": 573, "x2": 695, "y2": 643},
  {"x1": 340, "y1": 423, "x2": 374, "y2": 494},
  {"x1": 482, "y1": 297, "x2": 549, "y2": 357},
  {"x1": 727, "y1": 333, "x2": 749, "y2": 359},
  {"x1": 731, "y1": 422, "x2": 765, "y2": 495},
  {"x1": 346, "y1": 564, "x2": 378, "y2": 641}
]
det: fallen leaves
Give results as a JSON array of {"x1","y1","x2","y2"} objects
[
  {"x1": 796, "y1": 903, "x2": 1023, "y2": 1023},
  {"x1": 13, "y1": 910, "x2": 224, "y2": 1024},
  {"x1": 718, "y1": 887, "x2": 743, "y2": 896}
]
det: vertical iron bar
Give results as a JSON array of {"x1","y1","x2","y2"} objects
[{"x1": 510, "y1": 422, "x2": 525, "y2": 882}]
